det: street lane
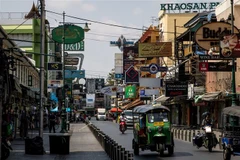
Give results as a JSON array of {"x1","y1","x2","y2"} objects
[{"x1": 90, "y1": 119, "x2": 238, "y2": 160}]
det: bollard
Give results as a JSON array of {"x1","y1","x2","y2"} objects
[
  {"x1": 121, "y1": 147, "x2": 125, "y2": 160},
  {"x1": 124, "y1": 150, "x2": 129, "y2": 160},
  {"x1": 181, "y1": 130, "x2": 184, "y2": 140},
  {"x1": 189, "y1": 130, "x2": 191, "y2": 142},
  {"x1": 185, "y1": 130, "x2": 188, "y2": 141},
  {"x1": 117, "y1": 145, "x2": 121, "y2": 160},
  {"x1": 127, "y1": 152, "x2": 133, "y2": 160},
  {"x1": 178, "y1": 129, "x2": 180, "y2": 139},
  {"x1": 114, "y1": 142, "x2": 118, "y2": 160},
  {"x1": 219, "y1": 137, "x2": 222, "y2": 150}
]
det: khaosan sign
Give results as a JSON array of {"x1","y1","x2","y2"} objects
[
  {"x1": 219, "y1": 34, "x2": 240, "y2": 58},
  {"x1": 160, "y1": 2, "x2": 220, "y2": 10},
  {"x1": 194, "y1": 22, "x2": 239, "y2": 53},
  {"x1": 52, "y1": 24, "x2": 85, "y2": 44},
  {"x1": 138, "y1": 42, "x2": 172, "y2": 57},
  {"x1": 125, "y1": 85, "x2": 136, "y2": 99}
]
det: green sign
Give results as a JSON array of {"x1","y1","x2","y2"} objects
[
  {"x1": 52, "y1": 25, "x2": 85, "y2": 44},
  {"x1": 125, "y1": 86, "x2": 136, "y2": 99},
  {"x1": 65, "y1": 41, "x2": 84, "y2": 51},
  {"x1": 160, "y1": 2, "x2": 220, "y2": 10}
]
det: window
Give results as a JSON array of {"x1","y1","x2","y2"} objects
[{"x1": 147, "y1": 112, "x2": 168, "y2": 123}]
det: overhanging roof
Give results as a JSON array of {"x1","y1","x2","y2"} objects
[{"x1": 222, "y1": 106, "x2": 240, "y2": 117}]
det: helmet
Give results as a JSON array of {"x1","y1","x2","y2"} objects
[{"x1": 121, "y1": 112, "x2": 125, "y2": 116}]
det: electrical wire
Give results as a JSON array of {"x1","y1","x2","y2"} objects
[
  {"x1": 7, "y1": 18, "x2": 31, "y2": 35},
  {"x1": 46, "y1": 10, "x2": 181, "y2": 35}
]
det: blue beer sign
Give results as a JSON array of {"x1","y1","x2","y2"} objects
[{"x1": 65, "y1": 70, "x2": 85, "y2": 79}]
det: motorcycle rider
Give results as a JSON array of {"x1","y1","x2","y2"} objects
[
  {"x1": 201, "y1": 114, "x2": 212, "y2": 129},
  {"x1": 119, "y1": 113, "x2": 127, "y2": 130},
  {"x1": 201, "y1": 113, "x2": 218, "y2": 147}
]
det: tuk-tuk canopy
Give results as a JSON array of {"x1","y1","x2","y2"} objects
[
  {"x1": 222, "y1": 106, "x2": 240, "y2": 117},
  {"x1": 133, "y1": 104, "x2": 170, "y2": 114}
]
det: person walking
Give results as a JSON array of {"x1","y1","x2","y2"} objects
[{"x1": 49, "y1": 113, "x2": 56, "y2": 133}]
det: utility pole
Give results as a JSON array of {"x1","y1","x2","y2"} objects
[
  {"x1": 39, "y1": 0, "x2": 46, "y2": 138},
  {"x1": 230, "y1": 0, "x2": 236, "y2": 106},
  {"x1": 60, "y1": 11, "x2": 67, "y2": 133},
  {"x1": 174, "y1": 19, "x2": 177, "y2": 80},
  {"x1": 0, "y1": 39, "x2": 3, "y2": 159}
]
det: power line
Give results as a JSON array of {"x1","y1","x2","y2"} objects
[
  {"x1": 7, "y1": 18, "x2": 31, "y2": 35},
  {"x1": 45, "y1": 10, "x2": 184, "y2": 35}
]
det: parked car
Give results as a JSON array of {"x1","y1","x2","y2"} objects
[{"x1": 123, "y1": 110, "x2": 138, "y2": 126}]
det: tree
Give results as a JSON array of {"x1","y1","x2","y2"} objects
[{"x1": 106, "y1": 70, "x2": 115, "y2": 86}]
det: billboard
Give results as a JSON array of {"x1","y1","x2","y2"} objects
[
  {"x1": 165, "y1": 81, "x2": 188, "y2": 97},
  {"x1": 220, "y1": 33, "x2": 240, "y2": 58},
  {"x1": 194, "y1": 22, "x2": 239, "y2": 52},
  {"x1": 125, "y1": 85, "x2": 136, "y2": 99},
  {"x1": 138, "y1": 42, "x2": 172, "y2": 57},
  {"x1": 123, "y1": 46, "x2": 138, "y2": 77},
  {"x1": 86, "y1": 79, "x2": 95, "y2": 94},
  {"x1": 199, "y1": 62, "x2": 235, "y2": 72}
]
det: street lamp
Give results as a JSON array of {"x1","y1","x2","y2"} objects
[{"x1": 59, "y1": 12, "x2": 90, "y2": 133}]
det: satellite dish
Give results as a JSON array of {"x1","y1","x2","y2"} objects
[{"x1": 79, "y1": 78, "x2": 86, "y2": 85}]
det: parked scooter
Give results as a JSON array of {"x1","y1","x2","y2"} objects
[
  {"x1": 88, "y1": 115, "x2": 91, "y2": 120},
  {"x1": 119, "y1": 120, "x2": 127, "y2": 134},
  {"x1": 192, "y1": 125, "x2": 218, "y2": 152},
  {"x1": 1, "y1": 136, "x2": 12, "y2": 160}
]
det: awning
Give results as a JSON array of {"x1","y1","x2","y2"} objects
[
  {"x1": 110, "y1": 107, "x2": 122, "y2": 112},
  {"x1": 121, "y1": 99, "x2": 145, "y2": 110},
  {"x1": 154, "y1": 95, "x2": 170, "y2": 103},
  {"x1": 222, "y1": 106, "x2": 240, "y2": 117},
  {"x1": 201, "y1": 92, "x2": 222, "y2": 101}
]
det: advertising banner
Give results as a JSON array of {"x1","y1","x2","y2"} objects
[
  {"x1": 48, "y1": 63, "x2": 62, "y2": 71},
  {"x1": 194, "y1": 22, "x2": 239, "y2": 53},
  {"x1": 199, "y1": 62, "x2": 235, "y2": 72},
  {"x1": 123, "y1": 46, "x2": 138, "y2": 77},
  {"x1": 138, "y1": 42, "x2": 172, "y2": 57},
  {"x1": 165, "y1": 81, "x2": 188, "y2": 97},
  {"x1": 125, "y1": 85, "x2": 136, "y2": 99},
  {"x1": 100, "y1": 86, "x2": 124, "y2": 96},
  {"x1": 65, "y1": 70, "x2": 85, "y2": 79},
  {"x1": 220, "y1": 34, "x2": 240, "y2": 58},
  {"x1": 86, "y1": 94, "x2": 95, "y2": 107}
]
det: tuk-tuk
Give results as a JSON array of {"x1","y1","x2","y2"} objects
[
  {"x1": 132, "y1": 104, "x2": 174, "y2": 156},
  {"x1": 221, "y1": 106, "x2": 240, "y2": 160}
]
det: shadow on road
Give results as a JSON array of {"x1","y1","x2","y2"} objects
[{"x1": 134, "y1": 151, "x2": 193, "y2": 159}]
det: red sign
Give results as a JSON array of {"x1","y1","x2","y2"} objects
[{"x1": 199, "y1": 62, "x2": 209, "y2": 71}]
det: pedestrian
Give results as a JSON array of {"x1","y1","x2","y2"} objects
[
  {"x1": 20, "y1": 109, "x2": 28, "y2": 138},
  {"x1": 49, "y1": 113, "x2": 56, "y2": 133}
]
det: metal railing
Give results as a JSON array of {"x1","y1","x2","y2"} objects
[{"x1": 86, "y1": 121, "x2": 134, "y2": 160}]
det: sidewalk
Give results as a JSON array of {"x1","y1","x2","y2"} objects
[{"x1": 8, "y1": 123, "x2": 110, "y2": 160}]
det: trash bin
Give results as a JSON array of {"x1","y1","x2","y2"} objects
[
  {"x1": 49, "y1": 134, "x2": 71, "y2": 154},
  {"x1": 25, "y1": 136, "x2": 45, "y2": 155}
]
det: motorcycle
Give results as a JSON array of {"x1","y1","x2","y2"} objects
[
  {"x1": 119, "y1": 120, "x2": 127, "y2": 134},
  {"x1": 1, "y1": 137, "x2": 12, "y2": 160},
  {"x1": 192, "y1": 125, "x2": 217, "y2": 152}
]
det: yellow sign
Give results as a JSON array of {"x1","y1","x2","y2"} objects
[
  {"x1": 154, "y1": 121, "x2": 164, "y2": 126},
  {"x1": 138, "y1": 42, "x2": 172, "y2": 57}
]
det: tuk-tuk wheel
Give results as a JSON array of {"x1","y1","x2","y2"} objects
[
  {"x1": 133, "y1": 140, "x2": 139, "y2": 155},
  {"x1": 223, "y1": 148, "x2": 231, "y2": 160},
  {"x1": 159, "y1": 144, "x2": 164, "y2": 156},
  {"x1": 168, "y1": 146, "x2": 174, "y2": 156}
]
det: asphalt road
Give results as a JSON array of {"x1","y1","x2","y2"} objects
[{"x1": 90, "y1": 119, "x2": 238, "y2": 160}]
